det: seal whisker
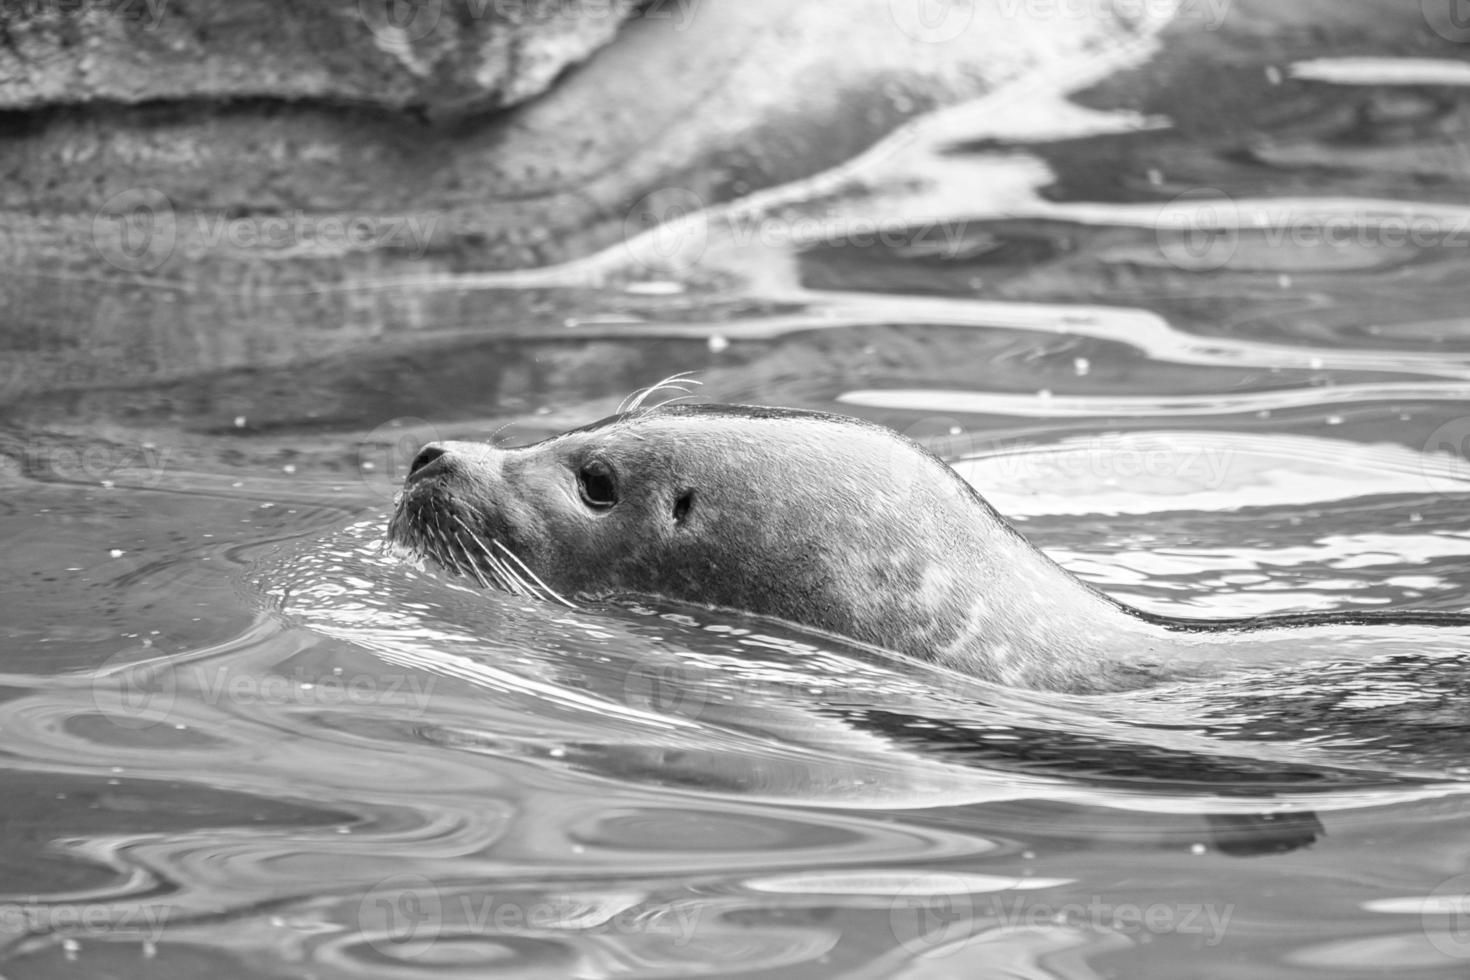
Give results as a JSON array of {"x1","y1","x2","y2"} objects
[
  {"x1": 425, "y1": 514, "x2": 475, "y2": 584},
  {"x1": 458, "y1": 529, "x2": 521, "y2": 596},
  {"x1": 648, "y1": 393, "x2": 702, "y2": 410},
  {"x1": 493, "y1": 539, "x2": 577, "y2": 609},
  {"x1": 482, "y1": 545, "x2": 528, "y2": 597},
  {"x1": 448, "y1": 513, "x2": 537, "y2": 599},
  {"x1": 459, "y1": 539, "x2": 494, "y2": 590},
  {"x1": 489, "y1": 420, "x2": 518, "y2": 447},
  {"x1": 426, "y1": 505, "x2": 502, "y2": 593},
  {"x1": 443, "y1": 528, "x2": 489, "y2": 588},
  {"x1": 620, "y1": 373, "x2": 703, "y2": 414}
]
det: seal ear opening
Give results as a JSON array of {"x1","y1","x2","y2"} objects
[{"x1": 673, "y1": 489, "x2": 695, "y2": 524}]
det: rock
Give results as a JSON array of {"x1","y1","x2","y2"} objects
[
  {"x1": 0, "y1": 0, "x2": 1160, "y2": 406},
  {"x1": 0, "y1": 0, "x2": 638, "y2": 117}
]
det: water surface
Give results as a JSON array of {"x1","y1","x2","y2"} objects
[{"x1": 5, "y1": 5, "x2": 1470, "y2": 977}]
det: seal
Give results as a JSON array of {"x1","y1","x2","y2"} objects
[{"x1": 388, "y1": 402, "x2": 1467, "y2": 693}]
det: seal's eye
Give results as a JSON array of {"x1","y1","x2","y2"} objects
[{"x1": 577, "y1": 459, "x2": 619, "y2": 510}]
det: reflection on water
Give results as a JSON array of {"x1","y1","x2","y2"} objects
[{"x1": 7, "y1": 4, "x2": 1470, "y2": 978}]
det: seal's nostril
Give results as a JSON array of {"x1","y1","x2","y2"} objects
[{"x1": 409, "y1": 443, "x2": 449, "y2": 476}]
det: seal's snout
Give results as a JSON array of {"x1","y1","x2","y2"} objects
[{"x1": 407, "y1": 443, "x2": 450, "y2": 482}]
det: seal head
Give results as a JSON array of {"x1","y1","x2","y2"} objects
[{"x1": 389, "y1": 404, "x2": 1178, "y2": 691}]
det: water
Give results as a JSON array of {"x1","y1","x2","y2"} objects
[{"x1": 7, "y1": 6, "x2": 1470, "y2": 978}]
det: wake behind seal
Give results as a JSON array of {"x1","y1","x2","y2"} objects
[{"x1": 387, "y1": 401, "x2": 1469, "y2": 694}]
